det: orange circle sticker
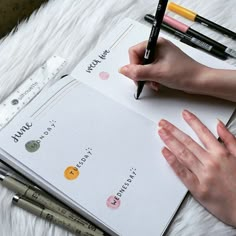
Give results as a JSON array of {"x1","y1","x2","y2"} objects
[{"x1": 64, "y1": 166, "x2": 80, "y2": 180}]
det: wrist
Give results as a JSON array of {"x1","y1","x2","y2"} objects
[
  {"x1": 184, "y1": 63, "x2": 211, "y2": 95},
  {"x1": 188, "y1": 65, "x2": 236, "y2": 102}
]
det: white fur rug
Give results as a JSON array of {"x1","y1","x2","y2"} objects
[{"x1": 0, "y1": 0, "x2": 236, "y2": 235}]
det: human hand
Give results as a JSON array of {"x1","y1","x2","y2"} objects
[
  {"x1": 119, "y1": 38, "x2": 209, "y2": 94},
  {"x1": 158, "y1": 110, "x2": 236, "y2": 227}
]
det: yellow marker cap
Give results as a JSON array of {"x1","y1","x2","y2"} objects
[{"x1": 168, "y1": 2, "x2": 197, "y2": 21}]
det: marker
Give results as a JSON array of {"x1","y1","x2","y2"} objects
[
  {"x1": 168, "y1": 2, "x2": 236, "y2": 39},
  {"x1": 163, "y1": 15, "x2": 236, "y2": 58},
  {"x1": 136, "y1": 0, "x2": 168, "y2": 99},
  {"x1": 12, "y1": 195, "x2": 97, "y2": 236},
  {"x1": 0, "y1": 168, "x2": 104, "y2": 235},
  {"x1": 144, "y1": 14, "x2": 227, "y2": 60}
]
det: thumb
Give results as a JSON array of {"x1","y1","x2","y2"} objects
[{"x1": 119, "y1": 64, "x2": 154, "y2": 82}]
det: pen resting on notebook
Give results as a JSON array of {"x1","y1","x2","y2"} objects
[
  {"x1": 0, "y1": 168, "x2": 104, "y2": 235},
  {"x1": 163, "y1": 15, "x2": 236, "y2": 59},
  {"x1": 168, "y1": 2, "x2": 236, "y2": 39},
  {"x1": 12, "y1": 195, "x2": 98, "y2": 236},
  {"x1": 144, "y1": 14, "x2": 227, "y2": 60}
]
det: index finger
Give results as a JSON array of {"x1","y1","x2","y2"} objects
[
  {"x1": 182, "y1": 110, "x2": 223, "y2": 153},
  {"x1": 128, "y1": 41, "x2": 147, "y2": 64}
]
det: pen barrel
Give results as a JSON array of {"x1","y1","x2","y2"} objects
[
  {"x1": 41, "y1": 208, "x2": 97, "y2": 236},
  {"x1": 168, "y1": 2, "x2": 197, "y2": 21},
  {"x1": 13, "y1": 196, "x2": 43, "y2": 217},
  {"x1": 13, "y1": 196, "x2": 98, "y2": 236},
  {"x1": 195, "y1": 15, "x2": 236, "y2": 39},
  {"x1": 189, "y1": 37, "x2": 228, "y2": 60},
  {"x1": 145, "y1": 15, "x2": 227, "y2": 60},
  {"x1": 2, "y1": 176, "x2": 28, "y2": 195},
  {"x1": 187, "y1": 28, "x2": 226, "y2": 52},
  {"x1": 208, "y1": 46, "x2": 228, "y2": 60},
  {"x1": 143, "y1": 0, "x2": 168, "y2": 64},
  {"x1": 24, "y1": 187, "x2": 103, "y2": 234}
]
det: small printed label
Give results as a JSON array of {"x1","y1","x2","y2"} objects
[
  {"x1": 190, "y1": 38, "x2": 213, "y2": 51},
  {"x1": 200, "y1": 22, "x2": 209, "y2": 27},
  {"x1": 225, "y1": 48, "x2": 236, "y2": 58}
]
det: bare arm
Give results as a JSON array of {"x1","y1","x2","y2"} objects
[{"x1": 119, "y1": 38, "x2": 236, "y2": 102}]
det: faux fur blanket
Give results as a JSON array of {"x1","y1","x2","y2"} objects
[{"x1": 0, "y1": 0, "x2": 236, "y2": 235}]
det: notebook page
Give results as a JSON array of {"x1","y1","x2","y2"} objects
[
  {"x1": 0, "y1": 76, "x2": 186, "y2": 236},
  {"x1": 71, "y1": 18, "x2": 235, "y2": 142}
]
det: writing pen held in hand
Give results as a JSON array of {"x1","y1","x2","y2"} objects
[{"x1": 136, "y1": 0, "x2": 169, "y2": 99}]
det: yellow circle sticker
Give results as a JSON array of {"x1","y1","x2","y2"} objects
[{"x1": 64, "y1": 166, "x2": 80, "y2": 180}]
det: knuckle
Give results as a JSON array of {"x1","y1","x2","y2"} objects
[
  {"x1": 132, "y1": 66, "x2": 141, "y2": 80},
  {"x1": 128, "y1": 46, "x2": 135, "y2": 54},
  {"x1": 217, "y1": 149, "x2": 230, "y2": 158},
  {"x1": 177, "y1": 148, "x2": 189, "y2": 160},
  {"x1": 183, "y1": 136, "x2": 194, "y2": 147},
  {"x1": 200, "y1": 125, "x2": 209, "y2": 134},
  {"x1": 176, "y1": 168, "x2": 187, "y2": 179},
  {"x1": 205, "y1": 159, "x2": 220, "y2": 172}
]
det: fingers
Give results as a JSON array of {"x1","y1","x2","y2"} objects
[
  {"x1": 158, "y1": 127, "x2": 203, "y2": 173},
  {"x1": 159, "y1": 119, "x2": 206, "y2": 163},
  {"x1": 119, "y1": 38, "x2": 168, "y2": 81},
  {"x1": 182, "y1": 110, "x2": 223, "y2": 152},
  {"x1": 128, "y1": 41, "x2": 147, "y2": 64},
  {"x1": 162, "y1": 147, "x2": 199, "y2": 193},
  {"x1": 147, "y1": 81, "x2": 159, "y2": 91},
  {"x1": 119, "y1": 63, "x2": 160, "y2": 82},
  {"x1": 217, "y1": 120, "x2": 236, "y2": 155},
  {"x1": 127, "y1": 38, "x2": 167, "y2": 64}
]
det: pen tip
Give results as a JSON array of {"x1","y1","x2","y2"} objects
[
  {"x1": 136, "y1": 90, "x2": 142, "y2": 100},
  {"x1": 0, "y1": 168, "x2": 8, "y2": 178},
  {"x1": 0, "y1": 174, "x2": 5, "y2": 181},
  {"x1": 136, "y1": 82, "x2": 145, "y2": 99},
  {"x1": 12, "y1": 195, "x2": 20, "y2": 203},
  {"x1": 134, "y1": 93, "x2": 140, "y2": 100}
]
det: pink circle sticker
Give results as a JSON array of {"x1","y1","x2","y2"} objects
[
  {"x1": 106, "y1": 195, "x2": 121, "y2": 209},
  {"x1": 99, "y1": 71, "x2": 110, "y2": 80}
]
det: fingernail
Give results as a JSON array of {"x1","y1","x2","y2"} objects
[
  {"x1": 151, "y1": 82, "x2": 159, "y2": 91},
  {"x1": 217, "y1": 119, "x2": 225, "y2": 128},
  {"x1": 182, "y1": 109, "x2": 192, "y2": 119},
  {"x1": 158, "y1": 119, "x2": 167, "y2": 128},
  {"x1": 118, "y1": 66, "x2": 128, "y2": 74}
]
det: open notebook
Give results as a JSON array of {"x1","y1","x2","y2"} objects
[{"x1": 0, "y1": 19, "x2": 235, "y2": 236}]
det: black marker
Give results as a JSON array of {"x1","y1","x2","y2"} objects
[
  {"x1": 136, "y1": 0, "x2": 168, "y2": 100},
  {"x1": 144, "y1": 14, "x2": 228, "y2": 60},
  {"x1": 163, "y1": 15, "x2": 236, "y2": 59}
]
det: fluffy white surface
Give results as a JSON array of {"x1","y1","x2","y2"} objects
[{"x1": 0, "y1": 0, "x2": 236, "y2": 235}]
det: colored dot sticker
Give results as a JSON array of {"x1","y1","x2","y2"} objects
[
  {"x1": 25, "y1": 140, "x2": 40, "y2": 153},
  {"x1": 64, "y1": 166, "x2": 80, "y2": 180},
  {"x1": 106, "y1": 195, "x2": 121, "y2": 209},
  {"x1": 99, "y1": 71, "x2": 110, "y2": 80}
]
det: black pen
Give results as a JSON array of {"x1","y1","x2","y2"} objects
[
  {"x1": 144, "y1": 14, "x2": 228, "y2": 60},
  {"x1": 136, "y1": 0, "x2": 168, "y2": 100},
  {"x1": 163, "y1": 15, "x2": 236, "y2": 59}
]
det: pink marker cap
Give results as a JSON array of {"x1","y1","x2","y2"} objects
[{"x1": 163, "y1": 15, "x2": 189, "y2": 33}]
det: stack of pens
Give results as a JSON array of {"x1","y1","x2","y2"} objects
[
  {"x1": 144, "y1": 2, "x2": 236, "y2": 60},
  {"x1": 0, "y1": 168, "x2": 105, "y2": 236}
]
